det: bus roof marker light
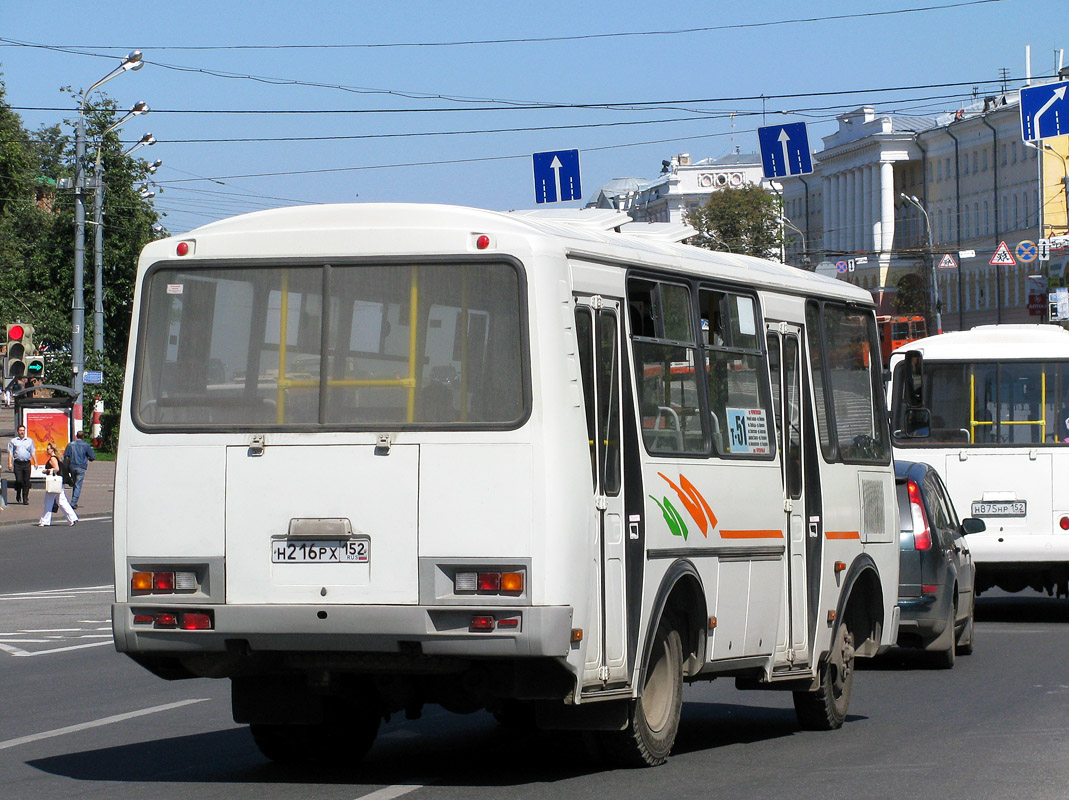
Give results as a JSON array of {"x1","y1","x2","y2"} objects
[
  {"x1": 475, "y1": 234, "x2": 490, "y2": 250},
  {"x1": 1060, "y1": 516, "x2": 1069, "y2": 531},
  {"x1": 176, "y1": 241, "x2": 192, "y2": 256}
]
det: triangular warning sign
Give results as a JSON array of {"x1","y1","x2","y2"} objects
[
  {"x1": 990, "y1": 241, "x2": 1016, "y2": 266},
  {"x1": 938, "y1": 253, "x2": 958, "y2": 269}
]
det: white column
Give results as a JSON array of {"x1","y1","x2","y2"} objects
[
  {"x1": 853, "y1": 169, "x2": 864, "y2": 253},
  {"x1": 861, "y1": 166, "x2": 874, "y2": 252},
  {"x1": 838, "y1": 173, "x2": 849, "y2": 253},
  {"x1": 879, "y1": 160, "x2": 895, "y2": 253},
  {"x1": 844, "y1": 170, "x2": 856, "y2": 252},
  {"x1": 825, "y1": 174, "x2": 837, "y2": 253}
]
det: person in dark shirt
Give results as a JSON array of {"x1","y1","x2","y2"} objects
[{"x1": 63, "y1": 431, "x2": 96, "y2": 509}]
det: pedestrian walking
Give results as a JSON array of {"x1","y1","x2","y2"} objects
[
  {"x1": 63, "y1": 430, "x2": 96, "y2": 509},
  {"x1": 7, "y1": 424, "x2": 35, "y2": 505},
  {"x1": 38, "y1": 442, "x2": 77, "y2": 527}
]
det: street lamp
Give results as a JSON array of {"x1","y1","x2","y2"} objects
[
  {"x1": 74, "y1": 49, "x2": 143, "y2": 428},
  {"x1": 92, "y1": 102, "x2": 149, "y2": 359},
  {"x1": 900, "y1": 193, "x2": 943, "y2": 334},
  {"x1": 781, "y1": 216, "x2": 810, "y2": 268}
]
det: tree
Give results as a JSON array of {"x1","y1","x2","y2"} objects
[
  {"x1": 0, "y1": 76, "x2": 164, "y2": 447},
  {"x1": 686, "y1": 184, "x2": 783, "y2": 259}
]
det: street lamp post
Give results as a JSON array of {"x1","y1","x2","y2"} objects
[
  {"x1": 92, "y1": 103, "x2": 149, "y2": 359},
  {"x1": 782, "y1": 216, "x2": 810, "y2": 269},
  {"x1": 900, "y1": 193, "x2": 943, "y2": 334},
  {"x1": 74, "y1": 49, "x2": 143, "y2": 429}
]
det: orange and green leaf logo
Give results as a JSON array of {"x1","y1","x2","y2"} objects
[{"x1": 649, "y1": 473, "x2": 717, "y2": 541}]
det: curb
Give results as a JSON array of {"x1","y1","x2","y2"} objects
[{"x1": 0, "y1": 512, "x2": 112, "y2": 530}]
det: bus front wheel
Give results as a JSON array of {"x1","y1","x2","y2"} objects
[
  {"x1": 793, "y1": 619, "x2": 854, "y2": 730},
  {"x1": 611, "y1": 618, "x2": 683, "y2": 767}
]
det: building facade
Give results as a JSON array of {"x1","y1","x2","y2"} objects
[
  {"x1": 588, "y1": 152, "x2": 769, "y2": 224},
  {"x1": 780, "y1": 84, "x2": 1069, "y2": 332}
]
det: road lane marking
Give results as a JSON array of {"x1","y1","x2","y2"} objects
[
  {"x1": 0, "y1": 640, "x2": 112, "y2": 657},
  {"x1": 0, "y1": 699, "x2": 209, "y2": 751},
  {"x1": 358, "y1": 782, "x2": 434, "y2": 800}
]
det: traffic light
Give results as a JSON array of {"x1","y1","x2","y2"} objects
[
  {"x1": 25, "y1": 353, "x2": 44, "y2": 379},
  {"x1": 4, "y1": 323, "x2": 33, "y2": 379}
]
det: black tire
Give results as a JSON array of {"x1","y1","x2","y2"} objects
[
  {"x1": 610, "y1": 618, "x2": 683, "y2": 767},
  {"x1": 931, "y1": 602, "x2": 957, "y2": 669},
  {"x1": 250, "y1": 699, "x2": 380, "y2": 765},
  {"x1": 793, "y1": 619, "x2": 854, "y2": 730},
  {"x1": 956, "y1": 598, "x2": 975, "y2": 656}
]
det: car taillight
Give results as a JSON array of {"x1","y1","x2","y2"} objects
[{"x1": 908, "y1": 480, "x2": 932, "y2": 551}]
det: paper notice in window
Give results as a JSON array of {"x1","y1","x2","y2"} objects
[{"x1": 726, "y1": 407, "x2": 770, "y2": 455}]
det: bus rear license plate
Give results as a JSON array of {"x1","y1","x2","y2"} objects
[
  {"x1": 970, "y1": 501, "x2": 1026, "y2": 517},
  {"x1": 272, "y1": 539, "x2": 370, "y2": 563}
]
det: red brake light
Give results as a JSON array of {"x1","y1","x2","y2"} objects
[
  {"x1": 470, "y1": 615, "x2": 495, "y2": 631},
  {"x1": 907, "y1": 480, "x2": 932, "y2": 551},
  {"x1": 477, "y1": 572, "x2": 501, "y2": 592},
  {"x1": 154, "y1": 612, "x2": 178, "y2": 628},
  {"x1": 152, "y1": 572, "x2": 176, "y2": 592},
  {"x1": 180, "y1": 612, "x2": 212, "y2": 630}
]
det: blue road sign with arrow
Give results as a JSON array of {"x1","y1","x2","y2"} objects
[
  {"x1": 533, "y1": 149, "x2": 582, "y2": 204},
  {"x1": 1020, "y1": 80, "x2": 1069, "y2": 141},
  {"x1": 757, "y1": 122, "x2": 813, "y2": 179}
]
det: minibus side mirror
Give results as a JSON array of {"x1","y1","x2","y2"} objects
[
  {"x1": 962, "y1": 517, "x2": 986, "y2": 535},
  {"x1": 898, "y1": 408, "x2": 931, "y2": 438},
  {"x1": 903, "y1": 350, "x2": 924, "y2": 407}
]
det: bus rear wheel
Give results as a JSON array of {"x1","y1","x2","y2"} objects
[
  {"x1": 793, "y1": 619, "x2": 854, "y2": 730},
  {"x1": 610, "y1": 618, "x2": 683, "y2": 767}
]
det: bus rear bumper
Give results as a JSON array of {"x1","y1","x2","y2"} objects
[{"x1": 112, "y1": 603, "x2": 575, "y2": 660}]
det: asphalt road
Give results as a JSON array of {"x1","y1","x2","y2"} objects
[{"x1": 1, "y1": 519, "x2": 1067, "y2": 800}]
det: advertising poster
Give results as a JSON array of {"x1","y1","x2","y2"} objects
[{"x1": 23, "y1": 409, "x2": 71, "y2": 468}]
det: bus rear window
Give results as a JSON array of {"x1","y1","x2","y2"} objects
[
  {"x1": 898, "y1": 360, "x2": 1069, "y2": 446},
  {"x1": 133, "y1": 261, "x2": 527, "y2": 429}
]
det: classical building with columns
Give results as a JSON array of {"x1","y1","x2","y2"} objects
[{"x1": 780, "y1": 87, "x2": 1069, "y2": 332}]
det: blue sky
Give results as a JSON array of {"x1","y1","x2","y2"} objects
[{"x1": 1, "y1": 0, "x2": 1064, "y2": 234}]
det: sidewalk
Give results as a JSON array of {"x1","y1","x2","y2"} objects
[{"x1": 0, "y1": 403, "x2": 115, "y2": 528}]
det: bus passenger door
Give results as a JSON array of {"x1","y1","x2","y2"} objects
[
  {"x1": 575, "y1": 297, "x2": 628, "y2": 686},
  {"x1": 768, "y1": 325, "x2": 809, "y2": 665}
]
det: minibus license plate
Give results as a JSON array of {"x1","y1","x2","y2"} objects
[
  {"x1": 970, "y1": 501, "x2": 1026, "y2": 517},
  {"x1": 272, "y1": 539, "x2": 369, "y2": 563}
]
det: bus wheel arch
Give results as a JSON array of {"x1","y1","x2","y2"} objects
[
  {"x1": 835, "y1": 557, "x2": 885, "y2": 659},
  {"x1": 609, "y1": 561, "x2": 706, "y2": 766}
]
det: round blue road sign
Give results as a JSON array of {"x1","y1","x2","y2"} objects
[{"x1": 1017, "y1": 240, "x2": 1037, "y2": 263}]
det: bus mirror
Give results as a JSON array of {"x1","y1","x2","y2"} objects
[
  {"x1": 902, "y1": 408, "x2": 931, "y2": 438},
  {"x1": 903, "y1": 350, "x2": 924, "y2": 407}
]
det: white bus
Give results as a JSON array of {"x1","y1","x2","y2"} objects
[
  {"x1": 113, "y1": 204, "x2": 900, "y2": 767},
  {"x1": 890, "y1": 324, "x2": 1069, "y2": 600}
]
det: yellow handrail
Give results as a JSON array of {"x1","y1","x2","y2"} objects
[
  {"x1": 407, "y1": 266, "x2": 419, "y2": 422},
  {"x1": 970, "y1": 367, "x2": 1047, "y2": 443},
  {"x1": 277, "y1": 271, "x2": 289, "y2": 424}
]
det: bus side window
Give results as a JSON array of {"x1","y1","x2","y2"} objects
[{"x1": 628, "y1": 278, "x2": 705, "y2": 454}]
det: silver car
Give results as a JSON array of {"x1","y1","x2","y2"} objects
[{"x1": 895, "y1": 459, "x2": 985, "y2": 668}]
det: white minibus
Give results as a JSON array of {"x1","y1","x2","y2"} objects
[
  {"x1": 890, "y1": 324, "x2": 1069, "y2": 600},
  {"x1": 113, "y1": 204, "x2": 900, "y2": 766}
]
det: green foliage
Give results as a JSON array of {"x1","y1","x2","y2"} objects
[
  {"x1": 685, "y1": 185, "x2": 784, "y2": 259},
  {"x1": 0, "y1": 75, "x2": 165, "y2": 445}
]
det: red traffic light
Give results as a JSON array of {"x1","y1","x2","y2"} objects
[{"x1": 8, "y1": 324, "x2": 23, "y2": 340}]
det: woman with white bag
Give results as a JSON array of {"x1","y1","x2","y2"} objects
[{"x1": 38, "y1": 442, "x2": 78, "y2": 527}]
